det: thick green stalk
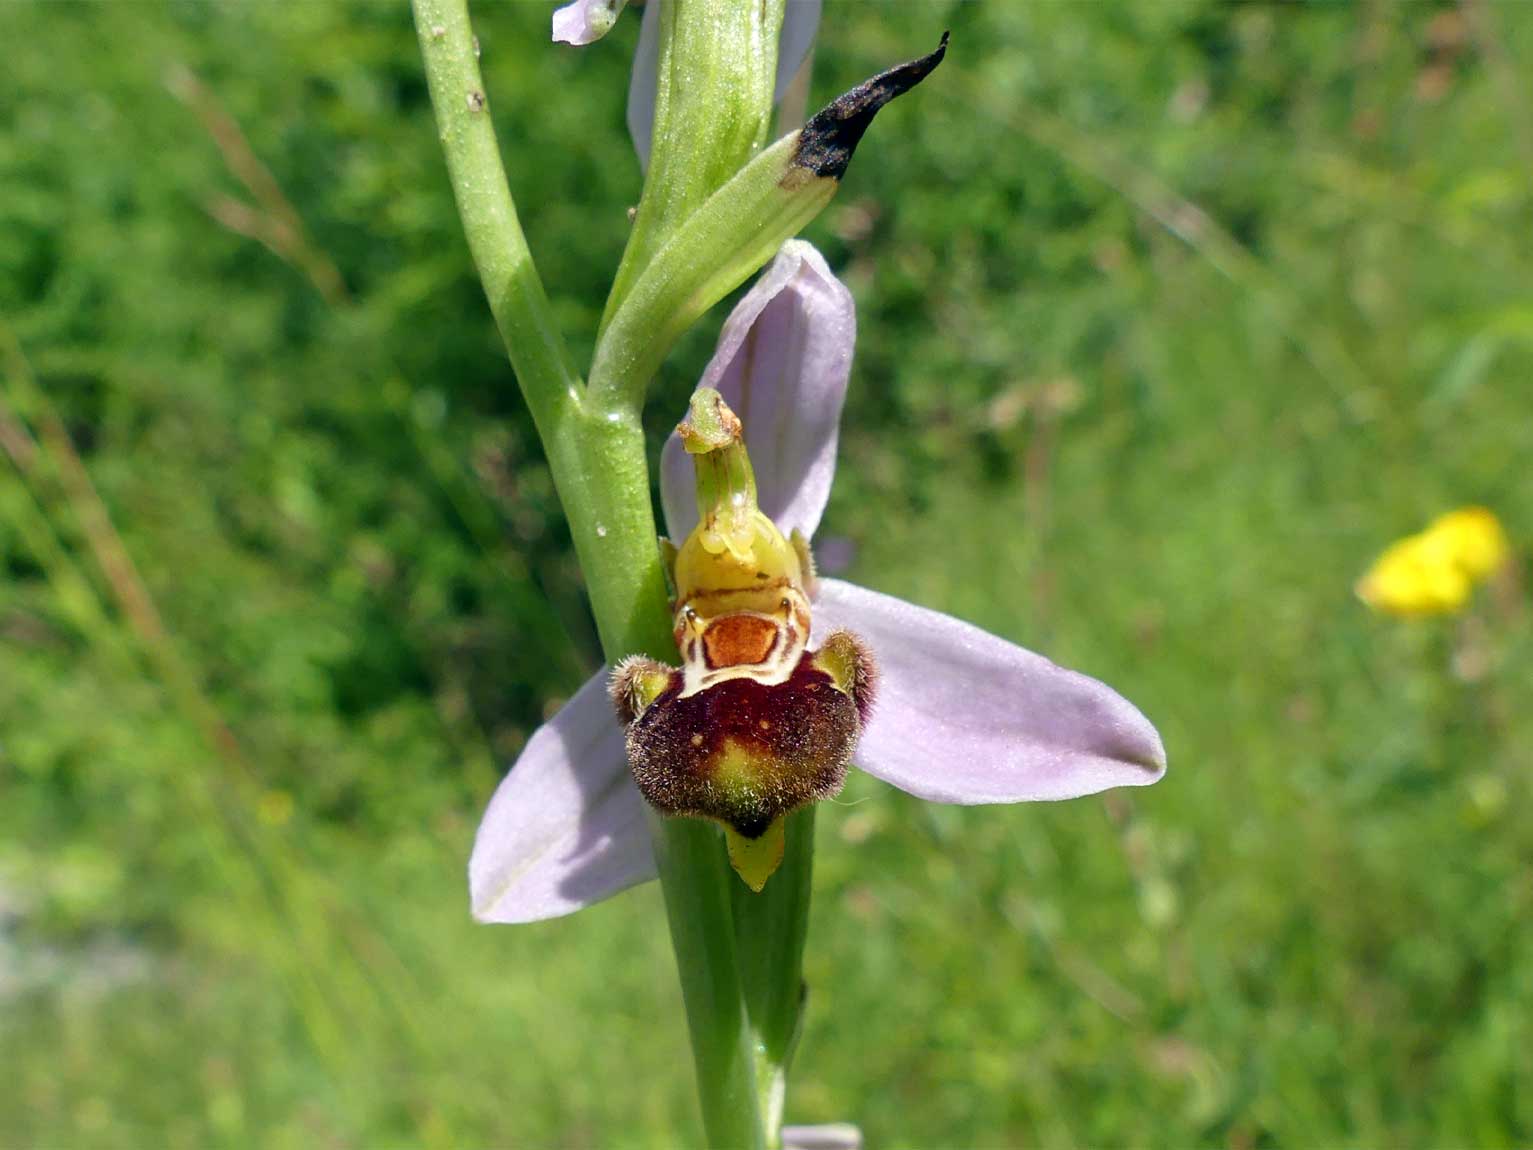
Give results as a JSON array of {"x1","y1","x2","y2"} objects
[
  {"x1": 651, "y1": 812, "x2": 767, "y2": 1149},
  {"x1": 732, "y1": 807, "x2": 816, "y2": 1147},
  {"x1": 412, "y1": 3, "x2": 763, "y2": 1145},
  {"x1": 412, "y1": 0, "x2": 667, "y2": 661},
  {"x1": 411, "y1": 0, "x2": 579, "y2": 443}
]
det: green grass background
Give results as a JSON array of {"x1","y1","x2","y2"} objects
[{"x1": 3, "y1": 1, "x2": 1532, "y2": 1146}]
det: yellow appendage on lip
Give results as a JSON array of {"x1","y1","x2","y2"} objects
[{"x1": 725, "y1": 819, "x2": 785, "y2": 892}]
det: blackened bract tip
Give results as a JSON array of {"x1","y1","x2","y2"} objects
[{"x1": 791, "y1": 32, "x2": 950, "y2": 181}]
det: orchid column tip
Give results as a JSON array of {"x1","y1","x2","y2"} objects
[{"x1": 678, "y1": 387, "x2": 744, "y2": 455}]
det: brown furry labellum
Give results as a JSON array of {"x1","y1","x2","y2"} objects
[{"x1": 611, "y1": 631, "x2": 875, "y2": 839}]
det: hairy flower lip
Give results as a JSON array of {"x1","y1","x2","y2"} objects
[
  {"x1": 624, "y1": 650, "x2": 858, "y2": 839},
  {"x1": 469, "y1": 240, "x2": 1166, "y2": 925}
]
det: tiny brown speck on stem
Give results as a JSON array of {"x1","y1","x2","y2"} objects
[{"x1": 466, "y1": 90, "x2": 485, "y2": 113}]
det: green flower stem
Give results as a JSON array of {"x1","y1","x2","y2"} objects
[
  {"x1": 412, "y1": 3, "x2": 764, "y2": 1145},
  {"x1": 651, "y1": 812, "x2": 768, "y2": 1150},
  {"x1": 732, "y1": 807, "x2": 816, "y2": 1147},
  {"x1": 411, "y1": 0, "x2": 579, "y2": 448}
]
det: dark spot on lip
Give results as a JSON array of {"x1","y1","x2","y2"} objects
[{"x1": 791, "y1": 31, "x2": 949, "y2": 180}]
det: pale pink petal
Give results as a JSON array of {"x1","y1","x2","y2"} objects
[
  {"x1": 469, "y1": 671, "x2": 655, "y2": 924},
  {"x1": 782, "y1": 1124, "x2": 861, "y2": 1150},
  {"x1": 661, "y1": 240, "x2": 854, "y2": 542},
  {"x1": 774, "y1": 0, "x2": 823, "y2": 100},
  {"x1": 625, "y1": 0, "x2": 661, "y2": 166},
  {"x1": 553, "y1": 0, "x2": 628, "y2": 46},
  {"x1": 812, "y1": 580, "x2": 1166, "y2": 803},
  {"x1": 628, "y1": 0, "x2": 822, "y2": 169}
]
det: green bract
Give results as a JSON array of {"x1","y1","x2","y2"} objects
[{"x1": 590, "y1": 33, "x2": 949, "y2": 408}]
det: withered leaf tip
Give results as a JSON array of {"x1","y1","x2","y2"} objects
[{"x1": 791, "y1": 31, "x2": 949, "y2": 181}]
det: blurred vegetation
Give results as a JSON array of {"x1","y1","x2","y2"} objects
[{"x1": 3, "y1": 1, "x2": 1532, "y2": 1146}]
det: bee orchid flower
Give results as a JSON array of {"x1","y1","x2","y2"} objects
[{"x1": 470, "y1": 240, "x2": 1166, "y2": 923}]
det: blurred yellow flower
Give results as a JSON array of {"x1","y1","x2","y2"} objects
[
  {"x1": 1427, "y1": 507, "x2": 1510, "y2": 580},
  {"x1": 1356, "y1": 507, "x2": 1510, "y2": 617}
]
